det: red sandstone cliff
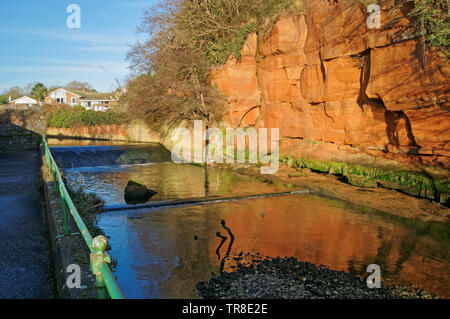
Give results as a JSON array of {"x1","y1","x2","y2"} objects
[{"x1": 211, "y1": 0, "x2": 449, "y2": 168}]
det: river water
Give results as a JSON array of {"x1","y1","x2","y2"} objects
[{"x1": 49, "y1": 139, "x2": 450, "y2": 299}]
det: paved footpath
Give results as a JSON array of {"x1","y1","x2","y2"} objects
[{"x1": 0, "y1": 151, "x2": 54, "y2": 298}]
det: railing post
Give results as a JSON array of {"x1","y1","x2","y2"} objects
[
  {"x1": 53, "y1": 165, "x2": 58, "y2": 193},
  {"x1": 60, "y1": 186, "x2": 70, "y2": 236},
  {"x1": 44, "y1": 143, "x2": 51, "y2": 168},
  {"x1": 90, "y1": 236, "x2": 111, "y2": 299}
]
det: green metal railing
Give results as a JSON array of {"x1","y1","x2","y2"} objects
[{"x1": 42, "y1": 135, "x2": 124, "y2": 299}]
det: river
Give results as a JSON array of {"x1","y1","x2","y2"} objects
[{"x1": 49, "y1": 138, "x2": 450, "y2": 299}]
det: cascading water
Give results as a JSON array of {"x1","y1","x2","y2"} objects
[
  {"x1": 49, "y1": 141, "x2": 301, "y2": 206},
  {"x1": 50, "y1": 144, "x2": 172, "y2": 169}
]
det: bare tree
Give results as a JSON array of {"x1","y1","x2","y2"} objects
[
  {"x1": 65, "y1": 81, "x2": 96, "y2": 92},
  {"x1": 124, "y1": 0, "x2": 304, "y2": 131}
]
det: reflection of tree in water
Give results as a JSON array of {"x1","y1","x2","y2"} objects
[
  {"x1": 372, "y1": 227, "x2": 394, "y2": 275},
  {"x1": 215, "y1": 232, "x2": 227, "y2": 260},
  {"x1": 391, "y1": 221, "x2": 448, "y2": 277},
  {"x1": 99, "y1": 190, "x2": 450, "y2": 298},
  {"x1": 217, "y1": 220, "x2": 235, "y2": 273},
  {"x1": 347, "y1": 227, "x2": 395, "y2": 277},
  {"x1": 160, "y1": 210, "x2": 219, "y2": 298},
  {"x1": 123, "y1": 206, "x2": 221, "y2": 299},
  {"x1": 393, "y1": 233, "x2": 419, "y2": 276},
  {"x1": 204, "y1": 165, "x2": 210, "y2": 197},
  {"x1": 358, "y1": 226, "x2": 419, "y2": 280}
]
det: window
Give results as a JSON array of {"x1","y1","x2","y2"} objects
[
  {"x1": 56, "y1": 98, "x2": 64, "y2": 103},
  {"x1": 71, "y1": 97, "x2": 77, "y2": 104}
]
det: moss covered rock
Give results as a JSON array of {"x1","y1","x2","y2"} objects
[
  {"x1": 345, "y1": 175, "x2": 378, "y2": 188},
  {"x1": 280, "y1": 155, "x2": 449, "y2": 205}
]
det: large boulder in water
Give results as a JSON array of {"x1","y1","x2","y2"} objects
[{"x1": 124, "y1": 180, "x2": 157, "y2": 205}]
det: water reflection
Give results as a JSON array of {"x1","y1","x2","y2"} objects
[
  {"x1": 63, "y1": 163, "x2": 297, "y2": 205},
  {"x1": 50, "y1": 140, "x2": 450, "y2": 299},
  {"x1": 99, "y1": 194, "x2": 450, "y2": 299}
]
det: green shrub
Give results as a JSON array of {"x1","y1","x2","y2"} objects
[
  {"x1": 47, "y1": 106, "x2": 128, "y2": 128},
  {"x1": 69, "y1": 186, "x2": 104, "y2": 238},
  {"x1": 131, "y1": 0, "x2": 305, "y2": 69},
  {"x1": 0, "y1": 95, "x2": 9, "y2": 105},
  {"x1": 200, "y1": 1, "x2": 304, "y2": 66}
]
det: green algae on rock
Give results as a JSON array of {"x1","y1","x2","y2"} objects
[{"x1": 280, "y1": 155, "x2": 449, "y2": 205}]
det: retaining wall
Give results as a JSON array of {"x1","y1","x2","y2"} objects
[
  {"x1": 0, "y1": 109, "x2": 45, "y2": 151},
  {"x1": 40, "y1": 148, "x2": 97, "y2": 299}
]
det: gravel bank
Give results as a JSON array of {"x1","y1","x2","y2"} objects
[{"x1": 197, "y1": 254, "x2": 435, "y2": 299}]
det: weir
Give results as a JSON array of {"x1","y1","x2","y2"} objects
[
  {"x1": 49, "y1": 140, "x2": 306, "y2": 207},
  {"x1": 103, "y1": 190, "x2": 312, "y2": 212},
  {"x1": 50, "y1": 144, "x2": 172, "y2": 168}
]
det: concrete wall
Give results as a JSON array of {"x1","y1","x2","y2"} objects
[
  {"x1": 0, "y1": 104, "x2": 42, "y2": 111},
  {"x1": 46, "y1": 120, "x2": 204, "y2": 158},
  {"x1": 46, "y1": 120, "x2": 162, "y2": 144},
  {"x1": 0, "y1": 109, "x2": 46, "y2": 151},
  {"x1": 46, "y1": 120, "x2": 213, "y2": 164},
  {"x1": 40, "y1": 150, "x2": 97, "y2": 299}
]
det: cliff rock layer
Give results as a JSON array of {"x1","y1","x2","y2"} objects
[{"x1": 211, "y1": 0, "x2": 449, "y2": 169}]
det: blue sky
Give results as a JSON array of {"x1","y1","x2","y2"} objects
[{"x1": 0, "y1": 0, "x2": 158, "y2": 93}]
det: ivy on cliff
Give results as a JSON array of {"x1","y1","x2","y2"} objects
[
  {"x1": 361, "y1": 0, "x2": 449, "y2": 57},
  {"x1": 411, "y1": 0, "x2": 449, "y2": 58}
]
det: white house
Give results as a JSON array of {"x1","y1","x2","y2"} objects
[
  {"x1": 11, "y1": 96, "x2": 41, "y2": 106},
  {"x1": 45, "y1": 88, "x2": 118, "y2": 111},
  {"x1": 45, "y1": 88, "x2": 81, "y2": 106}
]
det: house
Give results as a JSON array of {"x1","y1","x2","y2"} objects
[
  {"x1": 11, "y1": 96, "x2": 41, "y2": 107},
  {"x1": 45, "y1": 88, "x2": 80, "y2": 106},
  {"x1": 76, "y1": 91, "x2": 119, "y2": 112},
  {"x1": 44, "y1": 88, "x2": 118, "y2": 111}
]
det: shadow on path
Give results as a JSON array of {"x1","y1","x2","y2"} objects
[{"x1": 0, "y1": 150, "x2": 54, "y2": 298}]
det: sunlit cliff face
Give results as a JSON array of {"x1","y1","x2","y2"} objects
[{"x1": 211, "y1": 0, "x2": 449, "y2": 168}]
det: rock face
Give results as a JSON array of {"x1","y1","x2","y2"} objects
[
  {"x1": 124, "y1": 181, "x2": 157, "y2": 205},
  {"x1": 210, "y1": 0, "x2": 449, "y2": 168}
]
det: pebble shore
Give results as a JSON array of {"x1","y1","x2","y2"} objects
[{"x1": 197, "y1": 254, "x2": 435, "y2": 299}]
